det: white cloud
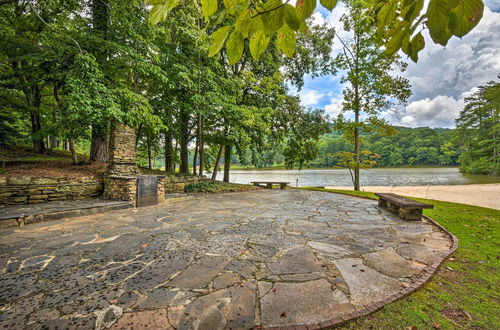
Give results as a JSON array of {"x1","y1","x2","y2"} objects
[
  {"x1": 323, "y1": 97, "x2": 343, "y2": 117},
  {"x1": 396, "y1": 95, "x2": 465, "y2": 128},
  {"x1": 403, "y1": 7, "x2": 500, "y2": 102},
  {"x1": 299, "y1": 89, "x2": 324, "y2": 106}
]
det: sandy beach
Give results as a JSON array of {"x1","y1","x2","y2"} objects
[{"x1": 324, "y1": 184, "x2": 500, "y2": 210}]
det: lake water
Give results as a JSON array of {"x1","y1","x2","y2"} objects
[{"x1": 216, "y1": 167, "x2": 500, "y2": 187}]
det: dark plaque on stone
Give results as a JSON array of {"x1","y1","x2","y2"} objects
[{"x1": 136, "y1": 176, "x2": 158, "y2": 207}]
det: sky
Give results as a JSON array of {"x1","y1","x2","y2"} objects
[{"x1": 294, "y1": 0, "x2": 500, "y2": 128}]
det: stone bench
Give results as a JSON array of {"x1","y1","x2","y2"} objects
[
  {"x1": 375, "y1": 193, "x2": 433, "y2": 221},
  {"x1": 251, "y1": 181, "x2": 289, "y2": 189}
]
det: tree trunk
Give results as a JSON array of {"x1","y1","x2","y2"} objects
[
  {"x1": 198, "y1": 116, "x2": 204, "y2": 176},
  {"x1": 353, "y1": 33, "x2": 361, "y2": 191},
  {"x1": 30, "y1": 85, "x2": 45, "y2": 153},
  {"x1": 211, "y1": 145, "x2": 224, "y2": 180},
  {"x1": 192, "y1": 116, "x2": 200, "y2": 175},
  {"x1": 164, "y1": 132, "x2": 174, "y2": 173},
  {"x1": 179, "y1": 110, "x2": 190, "y2": 174},
  {"x1": 353, "y1": 110, "x2": 360, "y2": 191},
  {"x1": 89, "y1": 0, "x2": 109, "y2": 164},
  {"x1": 147, "y1": 144, "x2": 152, "y2": 169},
  {"x1": 223, "y1": 144, "x2": 231, "y2": 183},
  {"x1": 90, "y1": 124, "x2": 108, "y2": 164},
  {"x1": 68, "y1": 138, "x2": 78, "y2": 165}
]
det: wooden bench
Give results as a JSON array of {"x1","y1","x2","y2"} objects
[
  {"x1": 375, "y1": 193, "x2": 433, "y2": 221},
  {"x1": 251, "y1": 181, "x2": 289, "y2": 189}
]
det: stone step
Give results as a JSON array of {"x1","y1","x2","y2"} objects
[{"x1": 0, "y1": 199, "x2": 133, "y2": 229}]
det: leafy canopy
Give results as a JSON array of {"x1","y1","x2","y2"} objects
[{"x1": 146, "y1": 0, "x2": 484, "y2": 63}]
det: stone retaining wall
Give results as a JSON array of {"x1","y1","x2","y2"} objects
[
  {"x1": 164, "y1": 175, "x2": 208, "y2": 193},
  {"x1": 0, "y1": 176, "x2": 103, "y2": 205}
]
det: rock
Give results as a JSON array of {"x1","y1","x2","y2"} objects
[
  {"x1": 362, "y1": 248, "x2": 424, "y2": 278},
  {"x1": 307, "y1": 241, "x2": 354, "y2": 258},
  {"x1": 334, "y1": 258, "x2": 401, "y2": 306},
  {"x1": 259, "y1": 279, "x2": 354, "y2": 327},
  {"x1": 94, "y1": 305, "x2": 123, "y2": 329},
  {"x1": 268, "y1": 246, "x2": 323, "y2": 274},
  {"x1": 110, "y1": 310, "x2": 171, "y2": 330},
  {"x1": 168, "y1": 255, "x2": 231, "y2": 289},
  {"x1": 174, "y1": 281, "x2": 256, "y2": 330}
]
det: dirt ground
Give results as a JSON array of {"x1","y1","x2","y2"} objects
[
  {"x1": 325, "y1": 184, "x2": 500, "y2": 210},
  {"x1": 0, "y1": 162, "x2": 106, "y2": 178}
]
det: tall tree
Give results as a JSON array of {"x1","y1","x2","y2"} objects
[
  {"x1": 455, "y1": 80, "x2": 500, "y2": 175},
  {"x1": 333, "y1": 1, "x2": 411, "y2": 190}
]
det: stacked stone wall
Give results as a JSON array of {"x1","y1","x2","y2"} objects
[
  {"x1": 0, "y1": 177, "x2": 103, "y2": 205},
  {"x1": 164, "y1": 175, "x2": 208, "y2": 193},
  {"x1": 103, "y1": 176, "x2": 137, "y2": 204}
]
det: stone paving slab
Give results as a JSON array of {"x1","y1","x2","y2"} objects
[{"x1": 0, "y1": 190, "x2": 453, "y2": 329}]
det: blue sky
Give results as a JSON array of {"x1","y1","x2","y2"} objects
[{"x1": 294, "y1": 1, "x2": 500, "y2": 128}]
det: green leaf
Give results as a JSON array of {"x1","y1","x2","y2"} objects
[
  {"x1": 426, "y1": 0, "x2": 459, "y2": 45},
  {"x1": 376, "y1": 2, "x2": 397, "y2": 36},
  {"x1": 450, "y1": 0, "x2": 484, "y2": 37},
  {"x1": 201, "y1": 0, "x2": 218, "y2": 20},
  {"x1": 148, "y1": 0, "x2": 179, "y2": 25},
  {"x1": 276, "y1": 25, "x2": 296, "y2": 57},
  {"x1": 401, "y1": 33, "x2": 411, "y2": 55},
  {"x1": 223, "y1": 0, "x2": 248, "y2": 16},
  {"x1": 226, "y1": 31, "x2": 244, "y2": 65},
  {"x1": 284, "y1": 4, "x2": 300, "y2": 31},
  {"x1": 320, "y1": 0, "x2": 338, "y2": 11},
  {"x1": 401, "y1": 0, "x2": 424, "y2": 22},
  {"x1": 208, "y1": 26, "x2": 232, "y2": 57},
  {"x1": 262, "y1": 6, "x2": 285, "y2": 33},
  {"x1": 235, "y1": 9, "x2": 252, "y2": 37},
  {"x1": 409, "y1": 32, "x2": 425, "y2": 62},
  {"x1": 296, "y1": 0, "x2": 316, "y2": 20},
  {"x1": 385, "y1": 29, "x2": 406, "y2": 54},
  {"x1": 249, "y1": 31, "x2": 270, "y2": 60}
]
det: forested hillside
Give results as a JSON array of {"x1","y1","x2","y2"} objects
[{"x1": 238, "y1": 127, "x2": 460, "y2": 169}]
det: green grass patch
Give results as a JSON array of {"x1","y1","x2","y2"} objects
[
  {"x1": 305, "y1": 187, "x2": 500, "y2": 329},
  {"x1": 185, "y1": 181, "x2": 258, "y2": 193}
]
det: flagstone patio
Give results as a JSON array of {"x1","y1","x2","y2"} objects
[{"x1": 0, "y1": 189, "x2": 454, "y2": 329}]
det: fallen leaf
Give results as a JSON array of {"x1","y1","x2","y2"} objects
[
  {"x1": 402, "y1": 283, "x2": 410, "y2": 288},
  {"x1": 280, "y1": 312, "x2": 287, "y2": 317},
  {"x1": 433, "y1": 323, "x2": 441, "y2": 329},
  {"x1": 331, "y1": 284, "x2": 336, "y2": 290},
  {"x1": 352, "y1": 264, "x2": 357, "y2": 267},
  {"x1": 272, "y1": 288, "x2": 277, "y2": 292},
  {"x1": 140, "y1": 243, "x2": 149, "y2": 248},
  {"x1": 359, "y1": 269, "x2": 365, "y2": 272}
]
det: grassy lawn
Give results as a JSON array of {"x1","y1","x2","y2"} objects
[{"x1": 302, "y1": 187, "x2": 500, "y2": 329}]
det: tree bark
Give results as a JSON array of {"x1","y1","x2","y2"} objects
[
  {"x1": 147, "y1": 142, "x2": 152, "y2": 170},
  {"x1": 178, "y1": 109, "x2": 190, "y2": 174},
  {"x1": 223, "y1": 144, "x2": 231, "y2": 183},
  {"x1": 90, "y1": 124, "x2": 108, "y2": 164},
  {"x1": 211, "y1": 145, "x2": 224, "y2": 180},
  {"x1": 164, "y1": 132, "x2": 174, "y2": 173},
  {"x1": 192, "y1": 116, "x2": 200, "y2": 175},
  {"x1": 353, "y1": 32, "x2": 361, "y2": 191},
  {"x1": 198, "y1": 116, "x2": 204, "y2": 176},
  {"x1": 68, "y1": 138, "x2": 78, "y2": 165},
  {"x1": 30, "y1": 85, "x2": 45, "y2": 153},
  {"x1": 49, "y1": 108, "x2": 58, "y2": 150}
]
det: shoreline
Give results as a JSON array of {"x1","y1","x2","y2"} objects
[{"x1": 324, "y1": 184, "x2": 500, "y2": 210}]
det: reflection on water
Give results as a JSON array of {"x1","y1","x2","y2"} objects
[{"x1": 216, "y1": 167, "x2": 500, "y2": 187}]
